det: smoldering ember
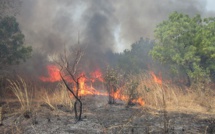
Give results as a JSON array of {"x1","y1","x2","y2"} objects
[{"x1": 0, "y1": 0, "x2": 215, "y2": 133}]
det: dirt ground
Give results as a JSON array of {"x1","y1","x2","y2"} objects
[{"x1": 0, "y1": 95, "x2": 215, "y2": 134}]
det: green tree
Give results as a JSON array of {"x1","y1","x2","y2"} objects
[
  {"x1": 0, "y1": 16, "x2": 32, "y2": 68},
  {"x1": 118, "y1": 38, "x2": 154, "y2": 74},
  {"x1": 150, "y1": 12, "x2": 215, "y2": 86}
]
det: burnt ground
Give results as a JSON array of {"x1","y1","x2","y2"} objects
[{"x1": 0, "y1": 95, "x2": 215, "y2": 134}]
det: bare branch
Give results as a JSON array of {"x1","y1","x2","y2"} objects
[
  {"x1": 72, "y1": 48, "x2": 84, "y2": 76},
  {"x1": 60, "y1": 72, "x2": 79, "y2": 101},
  {"x1": 58, "y1": 45, "x2": 84, "y2": 121}
]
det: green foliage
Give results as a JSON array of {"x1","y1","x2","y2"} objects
[
  {"x1": 0, "y1": 16, "x2": 32, "y2": 67},
  {"x1": 117, "y1": 38, "x2": 154, "y2": 74},
  {"x1": 150, "y1": 12, "x2": 215, "y2": 86}
]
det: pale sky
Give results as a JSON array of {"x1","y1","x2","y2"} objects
[{"x1": 207, "y1": 0, "x2": 215, "y2": 11}]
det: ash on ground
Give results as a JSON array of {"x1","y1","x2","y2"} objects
[{"x1": 0, "y1": 95, "x2": 215, "y2": 134}]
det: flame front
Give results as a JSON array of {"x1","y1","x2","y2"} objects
[
  {"x1": 113, "y1": 89, "x2": 145, "y2": 106},
  {"x1": 40, "y1": 65, "x2": 145, "y2": 106},
  {"x1": 78, "y1": 73, "x2": 108, "y2": 96},
  {"x1": 90, "y1": 69, "x2": 104, "y2": 82},
  {"x1": 150, "y1": 72, "x2": 162, "y2": 85},
  {"x1": 40, "y1": 65, "x2": 61, "y2": 82}
]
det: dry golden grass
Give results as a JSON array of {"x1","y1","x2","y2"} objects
[
  {"x1": 38, "y1": 83, "x2": 74, "y2": 110},
  {"x1": 136, "y1": 73, "x2": 215, "y2": 113},
  {"x1": 7, "y1": 76, "x2": 74, "y2": 113},
  {"x1": 2, "y1": 74, "x2": 215, "y2": 133},
  {"x1": 5, "y1": 74, "x2": 215, "y2": 115},
  {"x1": 131, "y1": 72, "x2": 215, "y2": 132},
  {"x1": 8, "y1": 76, "x2": 33, "y2": 112}
]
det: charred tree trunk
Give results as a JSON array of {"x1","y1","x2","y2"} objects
[
  {"x1": 108, "y1": 85, "x2": 116, "y2": 104},
  {"x1": 74, "y1": 82, "x2": 79, "y2": 119},
  {"x1": 78, "y1": 100, "x2": 82, "y2": 121},
  {"x1": 74, "y1": 101, "x2": 78, "y2": 119},
  {"x1": 107, "y1": 83, "x2": 112, "y2": 104},
  {"x1": 60, "y1": 74, "x2": 83, "y2": 121},
  {"x1": 73, "y1": 80, "x2": 82, "y2": 120},
  {"x1": 74, "y1": 98, "x2": 82, "y2": 120},
  {"x1": 74, "y1": 99, "x2": 82, "y2": 121}
]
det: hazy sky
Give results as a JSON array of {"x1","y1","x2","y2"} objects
[{"x1": 207, "y1": 0, "x2": 215, "y2": 11}]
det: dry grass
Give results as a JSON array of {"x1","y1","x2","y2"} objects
[
  {"x1": 136, "y1": 73, "x2": 215, "y2": 113},
  {"x1": 1, "y1": 74, "x2": 215, "y2": 133},
  {"x1": 38, "y1": 83, "x2": 74, "y2": 110},
  {"x1": 7, "y1": 76, "x2": 74, "y2": 113},
  {"x1": 8, "y1": 76, "x2": 33, "y2": 112},
  {"x1": 5, "y1": 73, "x2": 215, "y2": 114},
  {"x1": 123, "y1": 72, "x2": 215, "y2": 133}
]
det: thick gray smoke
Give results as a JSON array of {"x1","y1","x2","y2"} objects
[
  {"x1": 18, "y1": 0, "x2": 209, "y2": 53},
  {"x1": 14, "y1": 0, "x2": 214, "y2": 77}
]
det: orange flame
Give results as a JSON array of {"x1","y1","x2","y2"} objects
[
  {"x1": 113, "y1": 89, "x2": 145, "y2": 106},
  {"x1": 40, "y1": 65, "x2": 145, "y2": 106},
  {"x1": 78, "y1": 74, "x2": 88, "y2": 95},
  {"x1": 78, "y1": 73, "x2": 86, "y2": 87},
  {"x1": 150, "y1": 72, "x2": 162, "y2": 85},
  {"x1": 40, "y1": 65, "x2": 61, "y2": 82},
  {"x1": 131, "y1": 98, "x2": 145, "y2": 106},
  {"x1": 90, "y1": 69, "x2": 104, "y2": 82},
  {"x1": 40, "y1": 65, "x2": 73, "y2": 82},
  {"x1": 78, "y1": 73, "x2": 108, "y2": 96}
]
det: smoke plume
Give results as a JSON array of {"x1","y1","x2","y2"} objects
[{"x1": 14, "y1": 0, "x2": 214, "y2": 76}]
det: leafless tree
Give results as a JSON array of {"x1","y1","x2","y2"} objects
[{"x1": 57, "y1": 46, "x2": 84, "y2": 121}]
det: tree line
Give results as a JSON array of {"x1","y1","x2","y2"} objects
[
  {"x1": 115, "y1": 12, "x2": 215, "y2": 87},
  {"x1": 1, "y1": 2, "x2": 215, "y2": 88}
]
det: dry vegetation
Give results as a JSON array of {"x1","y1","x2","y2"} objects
[
  {"x1": 38, "y1": 83, "x2": 74, "y2": 111},
  {"x1": 7, "y1": 76, "x2": 33, "y2": 113},
  {"x1": 137, "y1": 73, "x2": 215, "y2": 113},
  {"x1": 0, "y1": 73, "x2": 215, "y2": 133}
]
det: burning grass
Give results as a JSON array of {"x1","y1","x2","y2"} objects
[
  {"x1": 4, "y1": 70, "x2": 215, "y2": 115},
  {"x1": 137, "y1": 72, "x2": 215, "y2": 113},
  {"x1": 1, "y1": 72, "x2": 215, "y2": 133},
  {"x1": 38, "y1": 64, "x2": 215, "y2": 113}
]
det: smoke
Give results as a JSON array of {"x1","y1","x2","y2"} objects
[
  {"x1": 18, "y1": 0, "x2": 209, "y2": 52},
  {"x1": 113, "y1": 0, "x2": 207, "y2": 48},
  {"x1": 14, "y1": 0, "x2": 214, "y2": 76}
]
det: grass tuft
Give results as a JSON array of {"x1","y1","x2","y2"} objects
[
  {"x1": 8, "y1": 76, "x2": 33, "y2": 112},
  {"x1": 39, "y1": 83, "x2": 74, "y2": 110}
]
